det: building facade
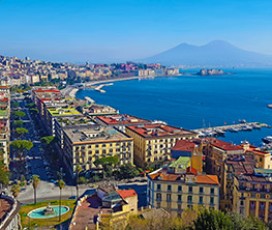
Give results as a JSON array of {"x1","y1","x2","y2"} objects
[{"x1": 126, "y1": 124, "x2": 197, "y2": 167}]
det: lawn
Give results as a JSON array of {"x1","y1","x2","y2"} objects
[{"x1": 20, "y1": 199, "x2": 76, "y2": 229}]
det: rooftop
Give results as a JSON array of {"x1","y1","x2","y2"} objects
[
  {"x1": 171, "y1": 139, "x2": 197, "y2": 152},
  {"x1": 96, "y1": 114, "x2": 150, "y2": 126},
  {"x1": 47, "y1": 107, "x2": 81, "y2": 117},
  {"x1": 126, "y1": 124, "x2": 197, "y2": 139},
  {"x1": 148, "y1": 166, "x2": 219, "y2": 185},
  {"x1": 208, "y1": 138, "x2": 244, "y2": 151},
  {"x1": 117, "y1": 189, "x2": 137, "y2": 199},
  {"x1": 63, "y1": 124, "x2": 132, "y2": 144},
  {"x1": 56, "y1": 116, "x2": 94, "y2": 127}
]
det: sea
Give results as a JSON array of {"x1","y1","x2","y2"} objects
[{"x1": 76, "y1": 69, "x2": 272, "y2": 147}]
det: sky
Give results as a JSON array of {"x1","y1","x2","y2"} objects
[{"x1": 0, "y1": 0, "x2": 272, "y2": 63}]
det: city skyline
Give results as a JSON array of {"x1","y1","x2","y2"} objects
[{"x1": 1, "y1": 0, "x2": 272, "y2": 62}]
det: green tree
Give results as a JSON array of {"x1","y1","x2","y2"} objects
[
  {"x1": 116, "y1": 164, "x2": 139, "y2": 180},
  {"x1": 193, "y1": 209, "x2": 233, "y2": 230},
  {"x1": 20, "y1": 175, "x2": 26, "y2": 187},
  {"x1": 10, "y1": 183, "x2": 21, "y2": 198},
  {"x1": 26, "y1": 102, "x2": 36, "y2": 108},
  {"x1": 13, "y1": 111, "x2": 26, "y2": 119},
  {"x1": 41, "y1": 136, "x2": 55, "y2": 145},
  {"x1": 32, "y1": 175, "x2": 40, "y2": 204},
  {"x1": 11, "y1": 101, "x2": 19, "y2": 108},
  {"x1": 30, "y1": 108, "x2": 39, "y2": 115},
  {"x1": 57, "y1": 179, "x2": 65, "y2": 222},
  {"x1": 0, "y1": 161, "x2": 9, "y2": 188},
  {"x1": 10, "y1": 140, "x2": 33, "y2": 160},
  {"x1": 15, "y1": 127, "x2": 29, "y2": 136},
  {"x1": 13, "y1": 120, "x2": 24, "y2": 127}
]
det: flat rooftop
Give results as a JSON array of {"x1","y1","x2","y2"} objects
[
  {"x1": 47, "y1": 107, "x2": 82, "y2": 117},
  {"x1": 126, "y1": 124, "x2": 197, "y2": 138},
  {"x1": 56, "y1": 116, "x2": 94, "y2": 127},
  {"x1": 63, "y1": 124, "x2": 132, "y2": 144},
  {"x1": 96, "y1": 114, "x2": 150, "y2": 126}
]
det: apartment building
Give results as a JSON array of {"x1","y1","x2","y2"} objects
[{"x1": 126, "y1": 124, "x2": 197, "y2": 167}]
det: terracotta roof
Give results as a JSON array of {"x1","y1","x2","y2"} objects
[
  {"x1": 209, "y1": 138, "x2": 243, "y2": 151},
  {"x1": 97, "y1": 114, "x2": 150, "y2": 126},
  {"x1": 195, "y1": 175, "x2": 219, "y2": 185},
  {"x1": 172, "y1": 140, "x2": 196, "y2": 152},
  {"x1": 117, "y1": 189, "x2": 137, "y2": 199},
  {"x1": 127, "y1": 124, "x2": 197, "y2": 138}
]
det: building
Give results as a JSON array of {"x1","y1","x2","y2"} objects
[
  {"x1": 83, "y1": 104, "x2": 118, "y2": 117},
  {"x1": 0, "y1": 195, "x2": 20, "y2": 230},
  {"x1": 147, "y1": 160, "x2": 219, "y2": 217},
  {"x1": 233, "y1": 168, "x2": 272, "y2": 222},
  {"x1": 204, "y1": 138, "x2": 244, "y2": 209},
  {"x1": 171, "y1": 139, "x2": 204, "y2": 173},
  {"x1": 61, "y1": 124, "x2": 134, "y2": 176},
  {"x1": 117, "y1": 189, "x2": 138, "y2": 214},
  {"x1": 126, "y1": 124, "x2": 197, "y2": 167},
  {"x1": 242, "y1": 142, "x2": 272, "y2": 169},
  {"x1": 44, "y1": 106, "x2": 82, "y2": 136},
  {"x1": 69, "y1": 185, "x2": 138, "y2": 230},
  {"x1": 96, "y1": 114, "x2": 151, "y2": 132},
  {"x1": 0, "y1": 86, "x2": 10, "y2": 166}
]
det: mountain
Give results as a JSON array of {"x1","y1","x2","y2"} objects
[{"x1": 142, "y1": 40, "x2": 272, "y2": 67}]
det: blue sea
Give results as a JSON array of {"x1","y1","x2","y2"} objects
[{"x1": 76, "y1": 69, "x2": 272, "y2": 146}]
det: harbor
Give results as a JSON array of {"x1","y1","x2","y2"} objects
[{"x1": 193, "y1": 121, "x2": 270, "y2": 137}]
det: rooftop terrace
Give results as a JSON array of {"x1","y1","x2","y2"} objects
[
  {"x1": 126, "y1": 123, "x2": 197, "y2": 138},
  {"x1": 97, "y1": 114, "x2": 150, "y2": 126},
  {"x1": 64, "y1": 124, "x2": 132, "y2": 144},
  {"x1": 47, "y1": 107, "x2": 81, "y2": 117}
]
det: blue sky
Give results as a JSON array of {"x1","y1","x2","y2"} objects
[{"x1": 0, "y1": 0, "x2": 271, "y2": 62}]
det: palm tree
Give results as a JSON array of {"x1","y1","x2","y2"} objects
[
  {"x1": 58, "y1": 179, "x2": 65, "y2": 222},
  {"x1": 32, "y1": 175, "x2": 40, "y2": 204},
  {"x1": 75, "y1": 164, "x2": 82, "y2": 199}
]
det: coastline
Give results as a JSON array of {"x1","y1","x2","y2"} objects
[{"x1": 66, "y1": 74, "x2": 183, "y2": 98}]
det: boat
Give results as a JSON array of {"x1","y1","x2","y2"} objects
[
  {"x1": 215, "y1": 129, "x2": 225, "y2": 136},
  {"x1": 241, "y1": 125, "x2": 253, "y2": 131},
  {"x1": 262, "y1": 136, "x2": 272, "y2": 144},
  {"x1": 228, "y1": 127, "x2": 239, "y2": 132},
  {"x1": 267, "y1": 104, "x2": 272, "y2": 109}
]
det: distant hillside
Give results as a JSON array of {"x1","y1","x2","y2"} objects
[{"x1": 143, "y1": 40, "x2": 272, "y2": 67}]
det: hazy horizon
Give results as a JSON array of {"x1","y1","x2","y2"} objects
[{"x1": 1, "y1": 0, "x2": 272, "y2": 63}]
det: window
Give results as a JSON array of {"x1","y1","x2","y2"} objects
[
  {"x1": 199, "y1": 187, "x2": 203, "y2": 193},
  {"x1": 210, "y1": 197, "x2": 214, "y2": 205},
  {"x1": 210, "y1": 188, "x2": 214, "y2": 194},
  {"x1": 157, "y1": 184, "x2": 161, "y2": 191},
  {"x1": 167, "y1": 185, "x2": 172, "y2": 191},
  {"x1": 187, "y1": 195, "x2": 192, "y2": 203},
  {"x1": 199, "y1": 196, "x2": 203, "y2": 204},
  {"x1": 178, "y1": 185, "x2": 182, "y2": 192},
  {"x1": 157, "y1": 202, "x2": 161, "y2": 208},
  {"x1": 189, "y1": 186, "x2": 193, "y2": 193},
  {"x1": 167, "y1": 194, "x2": 171, "y2": 202},
  {"x1": 156, "y1": 193, "x2": 162, "y2": 201},
  {"x1": 178, "y1": 204, "x2": 182, "y2": 211},
  {"x1": 178, "y1": 195, "x2": 182, "y2": 202}
]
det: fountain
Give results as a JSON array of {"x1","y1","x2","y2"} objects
[
  {"x1": 28, "y1": 204, "x2": 69, "y2": 219},
  {"x1": 43, "y1": 204, "x2": 55, "y2": 216}
]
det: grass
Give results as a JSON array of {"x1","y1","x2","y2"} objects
[{"x1": 19, "y1": 199, "x2": 76, "y2": 229}]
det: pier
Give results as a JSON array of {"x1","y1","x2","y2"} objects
[{"x1": 193, "y1": 122, "x2": 270, "y2": 137}]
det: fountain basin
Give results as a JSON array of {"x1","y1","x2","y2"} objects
[{"x1": 28, "y1": 205, "x2": 69, "y2": 219}]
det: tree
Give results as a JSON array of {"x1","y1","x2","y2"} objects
[
  {"x1": 30, "y1": 108, "x2": 39, "y2": 115},
  {"x1": 32, "y1": 175, "x2": 40, "y2": 204},
  {"x1": 13, "y1": 120, "x2": 24, "y2": 127},
  {"x1": 13, "y1": 111, "x2": 26, "y2": 119},
  {"x1": 20, "y1": 175, "x2": 26, "y2": 187},
  {"x1": 193, "y1": 209, "x2": 234, "y2": 230},
  {"x1": 11, "y1": 183, "x2": 20, "y2": 198},
  {"x1": 11, "y1": 101, "x2": 19, "y2": 108},
  {"x1": 57, "y1": 179, "x2": 65, "y2": 222},
  {"x1": 0, "y1": 161, "x2": 9, "y2": 188},
  {"x1": 116, "y1": 164, "x2": 139, "y2": 180},
  {"x1": 10, "y1": 140, "x2": 33, "y2": 160},
  {"x1": 15, "y1": 127, "x2": 29, "y2": 136},
  {"x1": 41, "y1": 136, "x2": 55, "y2": 145}
]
